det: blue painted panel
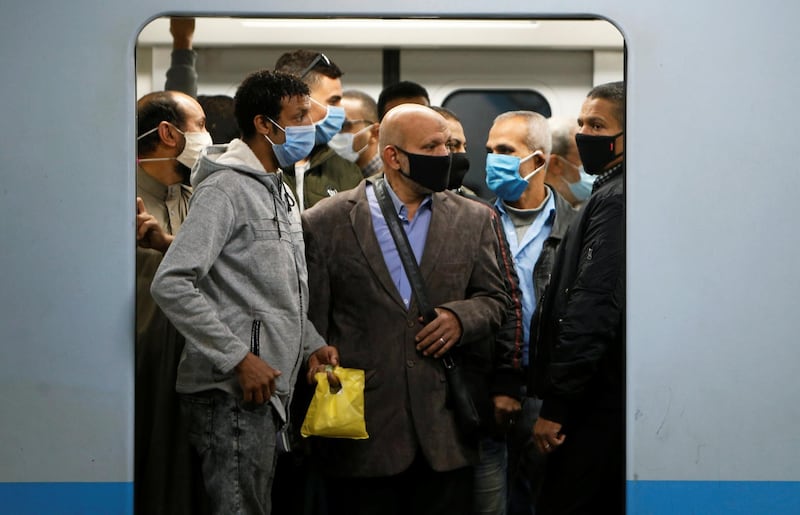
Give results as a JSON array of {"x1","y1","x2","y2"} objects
[
  {"x1": 628, "y1": 481, "x2": 800, "y2": 515},
  {"x1": 0, "y1": 483, "x2": 132, "y2": 515}
]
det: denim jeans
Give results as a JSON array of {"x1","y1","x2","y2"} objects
[
  {"x1": 474, "y1": 436, "x2": 508, "y2": 515},
  {"x1": 181, "y1": 391, "x2": 279, "y2": 515}
]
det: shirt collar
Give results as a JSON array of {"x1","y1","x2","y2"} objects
[
  {"x1": 384, "y1": 178, "x2": 433, "y2": 219},
  {"x1": 137, "y1": 165, "x2": 188, "y2": 200}
]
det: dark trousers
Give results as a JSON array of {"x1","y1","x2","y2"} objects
[
  {"x1": 327, "y1": 451, "x2": 474, "y2": 515},
  {"x1": 507, "y1": 397, "x2": 547, "y2": 515},
  {"x1": 536, "y1": 401, "x2": 625, "y2": 515}
]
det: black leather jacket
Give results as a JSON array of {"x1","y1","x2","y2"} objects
[{"x1": 530, "y1": 166, "x2": 625, "y2": 424}]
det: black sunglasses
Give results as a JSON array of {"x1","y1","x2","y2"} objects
[{"x1": 299, "y1": 53, "x2": 332, "y2": 79}]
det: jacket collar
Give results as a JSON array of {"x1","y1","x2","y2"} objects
[
  {"x1": 347, "y1": 177, "x2": 454, "y2": 312},
  {"x1": 548, "y1": 185, "x2": 577, "y2": 241},
  {"x1": 281, "y1": 144, "x2": 337, "y2": 175}
]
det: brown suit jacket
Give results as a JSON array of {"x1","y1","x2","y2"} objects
[{"x1": 302, "y1": 179, "x2": 509, "y2": 477}]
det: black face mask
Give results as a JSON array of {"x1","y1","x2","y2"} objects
[
  {"x1": 395, "y1": 146, "x2": 451, "y2": 192},
  {"x1": 575, "y1": 131, "x2": 624, "y2": 174},
  {"x1": 447, "y1": 152, "x2": 470, "y2": 190}
]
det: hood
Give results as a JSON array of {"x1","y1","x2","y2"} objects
[{"x1": 191, "y1": 138, "x2": 272, "y2": 188}]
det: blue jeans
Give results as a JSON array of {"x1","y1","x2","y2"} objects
[
  {"x1": 181, "y1": 391, "x2": 279, "y2": 515},
  {"x1": 474, "y1": 436, "x2": 508, "y2": 515}
]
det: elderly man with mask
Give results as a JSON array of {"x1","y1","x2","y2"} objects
[
  {"x1": 484, "y1": 110, "x2": 577, "y2": 515},
  {"x1": 545, "y1": 116, "x2": 595, "y2": 208},
  {"x1": 303, "y1": 104, "x2": 510, "y2": 515},
  {"x1": 275, "y1": 50, "x2": 364, "y2": 210}
]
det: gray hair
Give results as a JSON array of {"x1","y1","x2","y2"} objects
[
  {"x1": 494, "y1": 111, "x2": 551, "y2": 154},
  {"x1": 342, "y1": 89, "x2": 378, "y2": 123},
  {"x1": 547, "y1": 116, "x2": 578, "y2": 156}
]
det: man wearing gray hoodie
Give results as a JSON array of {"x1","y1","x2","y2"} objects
[{"x1": 151, "y1": 70, "x2": 339, "y2": 515}]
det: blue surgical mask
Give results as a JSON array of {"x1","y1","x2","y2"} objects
[
  {"x1": 265, "y1": 118, "x2": 316, "y2": 168},
  {"x1": 310, "y1": 98, "x2": 346, "y2": 145},
  {"x1": 565, "y1": 166, "x2": 596, "y2": 202},
  {"x1": 485, "y1": 151, "x2": 545, "y2": 201},
  {"x1": 556, "y1": 156, "x2": 596, "y2": 202}
]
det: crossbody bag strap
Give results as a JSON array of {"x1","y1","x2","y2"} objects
[
  {"x1": 374, "y1": 178, "x2": 458, "y2": 370},
  {"x1": 374, "y1": 178, "x2": 437, "y2": 323}
]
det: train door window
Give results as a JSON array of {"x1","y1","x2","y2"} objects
[{"x1": 443, "y1": 89, "x2": 552, "y2": 199}]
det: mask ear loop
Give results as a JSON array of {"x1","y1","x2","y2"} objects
[
  {"x1": 520, "y1": 150, "x2": 546, "y2": 181},
  {"x1": 136, "y1": 122, "x2": 185, "y2": 162},
  {"x1": 263, "y1": 116, "x2": 286, "y2": 146},
  {"x1": 308, "y1": 97, "x2": 328, "y2": 124},
  {"x1": 352, "y1": 124, "x2": 373, "y2": 155}
]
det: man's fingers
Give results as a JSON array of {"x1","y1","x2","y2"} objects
[
  {"x1": 433, "y1": 337, "x2": 456, "y2": 358},
  {"x1": 136, "y1": 217, "x2": 152, "y2": 240},
  {"x1": 252, "y1": 388, "x2": 264, "y2": 405}
]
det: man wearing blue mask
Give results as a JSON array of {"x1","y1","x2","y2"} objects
[
  {"x1": 484, "y1": 111, "x2": 578, "y2": 515},
  {"x1": 531, "y1": 81, "x2": 626, "y2": 514},
  {"x1": 545, "y1": 116, "x2": 595, "y2": 208},
  {"x1": 275, "y1": 50, "x2": 364, "y2": 210},
  {"x1": 150, "y1": 70, "x2": 340, "y2": 515}
]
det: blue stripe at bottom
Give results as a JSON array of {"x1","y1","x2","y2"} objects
[
  {"x1": 0, "y1": 482, "x2": 132, "y2": 515},
  {"x1": 628, "y1": 480, "x2": 800, "y2": 514}
]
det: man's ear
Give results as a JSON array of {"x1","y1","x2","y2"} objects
[
  {"x1": 253, "y1": 114, "x2": 272, "y2": 137},
  {"x1": 368, "y1": 123, "x2": 380, "y2": 143},
  {"x1": 158, "y1": 121, "x2": 180, "y2": 148},
  {"x1": 382, "y1": 145, "x2": 400, "y2": 170},
  {"x1": 547, "y1": 154, "x2": 563, "y2": 176}
]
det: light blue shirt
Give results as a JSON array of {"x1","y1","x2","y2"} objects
[
  {"x1": 367, "y1": 182, "x2": 433, "y2": 309},
  {"x1": 495, "y1": 194, "x2": 556, "y2": 366}
]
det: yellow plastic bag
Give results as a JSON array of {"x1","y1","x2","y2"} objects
[{"x1": 300, "y1": 366, "x2": 369, "y2": 439}]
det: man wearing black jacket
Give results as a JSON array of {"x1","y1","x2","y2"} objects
[{"x1": 531, "y1": 81, "x2": 625, "y2": 514}]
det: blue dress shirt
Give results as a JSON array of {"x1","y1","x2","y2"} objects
[
  {"x1": 367, "y1": 182, "x2": 433, "y2": 309},
  {"x1": 495, "y1": 194, "x2": 556, "y2": 366}
]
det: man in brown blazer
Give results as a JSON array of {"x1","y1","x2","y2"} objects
[{"x1": 302, "y1": 104, "x2": 510, "y2": 515}]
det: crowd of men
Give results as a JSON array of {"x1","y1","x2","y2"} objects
[{"x1": 135, "y1": 17, "x2": 625, "y2": 515}]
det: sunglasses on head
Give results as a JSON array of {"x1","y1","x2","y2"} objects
[{"x1": 299, "y1": 53, "x2": 332, "y2": 79}]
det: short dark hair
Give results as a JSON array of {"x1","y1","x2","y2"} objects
[
  {"x1": 587, "y1": 81, "x2": 625, "y2": 127},
  {"x1": 136, "y1": 91, "x2": 186, "y2": 156},
  {"x1": 429, "y1": 105, "x2": 460, "y2": 123},
  {"x1": 233, "y1": 70, "x2": 310, "y2": 139},
  {"x1": 274, "y1": 50, "x2": 343, "y2": 87},
  {"x1": 342, "y1": 89, "x2": 378, "y2": 123},
  {"x1": 197, "y1": 95, "x2": 239, "y2": 144},
  {"x1": 377, "y1": 81, "x2": 430, "y2": 120}
]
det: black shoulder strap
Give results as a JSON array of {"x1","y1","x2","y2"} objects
[{"x1": 374, "y1": 178, "x2": 438, "y2": 323}]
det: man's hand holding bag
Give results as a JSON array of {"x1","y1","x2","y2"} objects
[{"x1": 301, "y1": 366, "x2": 369, "y2": 440}]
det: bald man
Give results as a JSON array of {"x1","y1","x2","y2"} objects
[{"x1": 302, "y1": 105, "x2": 510, "y2": 515}]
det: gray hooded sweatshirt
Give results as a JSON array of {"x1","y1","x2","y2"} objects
[{"x1": 151, "y1": 139, "x2": 325, "y2": 421}]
